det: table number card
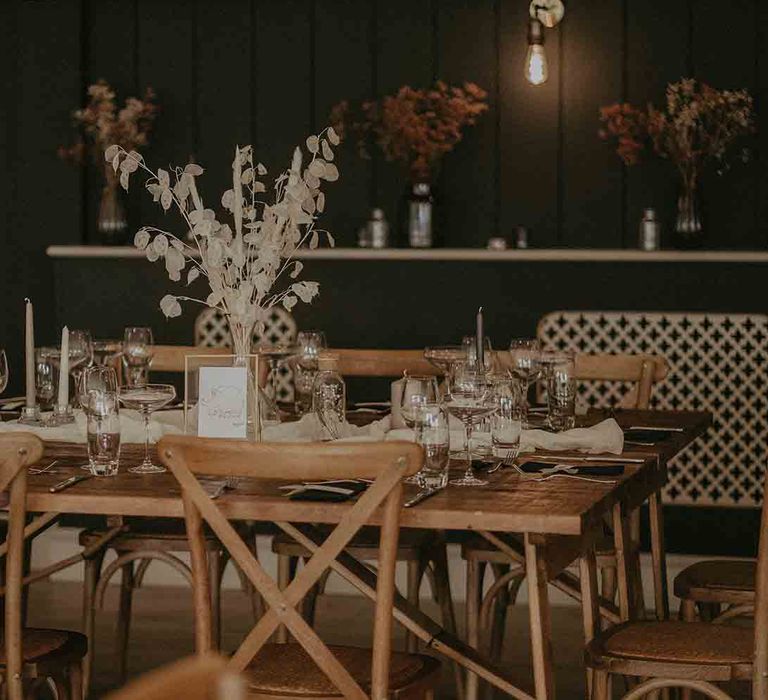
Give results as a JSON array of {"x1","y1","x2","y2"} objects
[{"x1": 197, "y1": 366, "x2": 248, "y2": 438}]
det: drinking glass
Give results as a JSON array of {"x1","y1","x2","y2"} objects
[
  {"x1": 118, "y1": 384, "x2": 176, "y2": 474},
  {"x1": 548, "y1": 356, "x2": 577, "y2": 431},
  {"x1": 415, "y1": 404, "x2": 451, "y2": 489},
  {"x1": 78, "y1": 366, "x2": 119, "y2": 412},
  {"x1": 86, "y1": 391, "x2": 121, "y2": 477},
  {"x1": 462, "y1": 335, "x2": 494, "y2": 371},
  {"x1": 423, "y1": 346, "x2": 467, "y2": 383},
  {"x1": 294, "y1": 330, "x2": 327, "y2": 414},
  {"x1": 0, "y1": 349, "x2": 7, "y2": 396},
  {"x1": 35, "y1": 347, "x2": 57, "y2": 410},
  {"x1": 256, "y1": 341, "x2": 298, "y2": 410},
  {"x1": 69, "y1": 330, "x2": 94, "y2": 371},
  {"x1": 123, "y1": 327, "x2": 154, "y2": 388},
  {"x1": 399, "y1": 375, "x2": 440, "y2": 435},
  {"x1": 490, "y1": 380, "x2": 522, "y2": 464},
  {"x1": 508, "y1": 338, "x2": 542, "y2": 427},
  {"x1": 445, "y1": 366, "x2": 496, "y2": 487}
]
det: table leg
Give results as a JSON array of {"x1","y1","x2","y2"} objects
[
  {"x1": 649, "y1": 490, "x2": 670, "y2": 621},
  {"x1": 579, "y1": 546, "x2": 600, "y2": 699},
  {"x1": 524, "y1": 534, "x2": 556, "y2": 699},
  {"x1": 611, "y1": 502, "x2": 634, "y2": 621}
]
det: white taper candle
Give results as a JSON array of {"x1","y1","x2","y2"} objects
[{"x1": 57, "y1": 326, "x2": 69, "y2": 409}]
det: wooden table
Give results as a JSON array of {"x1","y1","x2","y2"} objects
[{"x1": 16, "y1": 409, "x2": 710, "y2": 699}]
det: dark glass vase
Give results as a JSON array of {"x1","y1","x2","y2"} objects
[{"x1": 674, "y1": 172, "x2": 704, "y2": 249}]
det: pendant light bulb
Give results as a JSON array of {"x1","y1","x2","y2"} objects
[{"x1": 525, "y1": 19, "x2": 548, "y2": 86}]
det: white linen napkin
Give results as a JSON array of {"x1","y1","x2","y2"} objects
[
  {"x1": 263, "y1": 413, "x2": 391, "y2": 442},
  {"x1": 0, "y1": 409, "x2": 184, "y2": 444},
  {"x1": 386, "y1": 418, "x2": 624, "y2": 455}
]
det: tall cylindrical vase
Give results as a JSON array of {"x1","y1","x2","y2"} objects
[
  {"x1": 674, "y1": 170, "x2": 703, "y2": 248},
  {"x1": 406, "y1": 182, "x2": 434, "y2": 248},
  {"x1": 98, "y1": 168, "x2": 128, "y2": 242},
  {"x1": 230, "y1": 318, "x2": 262, "y2": 441}
]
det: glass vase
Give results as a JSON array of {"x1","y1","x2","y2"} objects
[
  {"x1": 674, "y1": 173, "x2": 703, "y2": 248},
  {"x1": 229, "y1": 318, "x2": 263, "y2": 441},
  {"x1": 98, "y1": 171, "x2": 127, "y2": 242},
  {"x1": 406, "y1": 182, "x2": 434, "y2": 248}
]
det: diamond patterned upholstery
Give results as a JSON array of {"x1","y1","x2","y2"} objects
[
  {"x1": 537, "y1": 311, "x2": 768, "y2": 507},
  {"x1": 194, "y1": 307, "x2": 298, "y2": 402}
]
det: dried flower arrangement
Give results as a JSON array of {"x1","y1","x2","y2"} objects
[
  {"x1": 59, "y1": 79, "x2": 157, "y2": 166},
  {"x1": 330, "y1": 81, "x2": 488, "y2": 182},
  {"x1": 599, "y1": 78, "x2": 754, "y2": 239},
  {"x1": 105, "y1": 128, "x2": 340, "y2": 356}
]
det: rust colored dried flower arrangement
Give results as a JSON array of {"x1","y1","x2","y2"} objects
[
  {"x1": 331, "y1": 81, "x2": 488, "y2": 182},
  {"x1": 59, "y1": 79, "x2": 158, "y2": 167},
  {"x1": 599, "y1": 78, "x2": 754, "y2": 177}
]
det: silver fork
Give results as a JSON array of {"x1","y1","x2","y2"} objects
[
  {"x1": 487, "y1": 449, "x2": 518, "y2": 474},
  {"x1": 538, "y1": 471, "x2": 617, "y2": 484}
]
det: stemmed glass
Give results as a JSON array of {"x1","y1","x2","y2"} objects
[
  {"x1": 256, "y1": 341, "x2": 298, "y2": 411},
  {"x1": 0, "y1": 349, "x2": 8, "y2": 396},
  {"x1": 444, "y1": 366, "x2": 496, "y2": 487},
  {"x1": 123, "y1": 327, "x2": 154, "y2": 388},
  {"x1": 294, "y1": 331, "x2": 327, "y2": 414},
  {"x1": 69, "y1": 330, "x2": 94, "y2": 369},
  {"x1": 399, "y1": 375, "x2": 440, "y2": 436},
  {"x1": 462, "y1": 335, "x2": 494, "y2": 371},
  {"x1": 92, "y1": 339, "x2": 123, "y2": 367},
  {"x1": 118, "y1": 384, "x2": 176, "y2": 474},
  {"x1": 508, "y1": 339, "x2": 542, "y2": 427}
]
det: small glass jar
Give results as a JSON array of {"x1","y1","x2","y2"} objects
[{"x1": 312, "y1": 355, "x2": 346, "y2": 440}]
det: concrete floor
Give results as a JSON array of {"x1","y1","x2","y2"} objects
[{"x1": 27, "y1": 580, "x2": 750, "y2": 699}]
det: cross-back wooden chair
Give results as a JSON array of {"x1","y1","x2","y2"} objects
[
  {"x1": 583, "y1": 468, "x2": 768, "y2": 699},
  {"x1": 275, "y1": 348, "x2": 456, "y2": 668},
  {"x1": 103, "y1": 653, "x2": 243, "y2": 700},
  {"x1": 0, "y1": 433, "x2": 87, "y2": 700},
  {"x1": 83, "y1": 344, "x2": 266, "y2": 693},
  {"x1": 461, "y1": 351, "x2": 668, "y2": 698},
  {"x1": 159, "y1": 435, "x2": 441, "y2": 699}
]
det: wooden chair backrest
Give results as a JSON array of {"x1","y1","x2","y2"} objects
[
  {"x1": 321, "y1": 348, "x2": 439, "y2": 378},
  {"x1": 104, "y1": 654, "x2": 243, "y2": 700},
  {"x1": 0, "y1": 433, "x2": 44, "y2": 700},
  {"x1": 159, "y1": 436, "x2": 422, "y2": 698},
  {"x1": 496, "y1": 351, "x2": 668, "y2": 410}
]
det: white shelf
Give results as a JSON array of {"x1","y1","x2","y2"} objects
[{"x1": 46, "y1": 245, "x2": 768, "y2": 263}]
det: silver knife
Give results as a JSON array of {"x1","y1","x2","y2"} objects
[
  {"x1": 404, "y1": 486, "x2": 443, "y2": 508},
  {"x1": 531, "y1": 454, "x2": 647, "y2": 464},
  {"x1": 49, "y1": 474, "x2": 92, "y2": 493}
]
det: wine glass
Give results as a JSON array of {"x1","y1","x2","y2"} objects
[
  {"x1": 508, "y1": 338, "x2": 542, "y2": 427},
  {"x1": 444, "y1": 366, "x2": 496, "y2": 487},
  {"x1": 69, "y1": 330, "x2": 94, "y2": 369},
  {"x1": 256, "y1": 341, "x2": 298, "y2": 409},
  {"x1": 462, "y1": 335, "x2": 494, "y2": 371},
  {"x1": 79, "y1": 366, "x2": 119, "y2": 412},
  {"x1": 424, "y1": 345, "x2": 467, "y2": 383},
  {"x1": 399, "y1": 375, "x2": 440, "y2": 435},
  {"x1": 35, "y1": 347, "x2": 57, "y2": 410},
  {"x1": 0, "y1": 349, "x2": 8, "y2": 396},
  {"x1": 118, "y1": 384, "x2": 176, "y2": 474},
  {"x1": 294, "y1": 331, "x2": 327, "y2": 414},
  {"x1": 123, "y1": 327, "x2": 154, "y2": 388}
]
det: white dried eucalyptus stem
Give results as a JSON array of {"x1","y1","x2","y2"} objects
[{"x1": 104, "y1": 126, "x2": 340, "y2": 334}]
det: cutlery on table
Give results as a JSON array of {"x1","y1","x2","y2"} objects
[
  {"x1": 404, "y1": 486, "x2": 444, "y2": 508},
  {"x1": 29, "y1": 460, "x2": 59, "y2": 475},
  {"x1": 49, "y1": 474, "x2": 92, "y2": 493},
  {"x1": 627, "y1": 425, "x2": 684, "y2": 433},
  {"x1": 530, "y1": 454, "x2": 646, "y2": 464},
  {"x1": 486, "y1": 450, "x2": 518, "y2": 474}
]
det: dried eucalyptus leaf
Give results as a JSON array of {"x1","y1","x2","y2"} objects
[
  {"x1": 184, "y1": 163, "x2": 204, "y2": 176},
  {"x1": 306, "y1": 135, "x2": 319, "y2": 154},
  {"x1": 327, "y1": 126, "x2": 340, "y2": 146},
  {"x1": 321, "y1": 140, "x2": 334, "y2": 161},
  {"x1": 160, "y1": 188, "x2": 173, "y2": 211},
  {"x1": 316, "y1": 192, "x2": 326, "y2": 213},
  {"x1": 104, "y1": 144, "x2": 120, "y2": 162}
]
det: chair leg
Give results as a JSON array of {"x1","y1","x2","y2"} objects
[
  {"x1": 429, "y1": 541, "x2": 464, "y2": 700},
  {"x1": 405, "y1": 559, "x2": 424, "y2": 653},
  {"x1": 69, "y1": 661, "x2": 83, "y2": 700},
  {"x1": 245, "y1": 531, "x2": 265, "y2": 621},
  {"x1": 591, "y1": 670, "x2": 610, "y2": 700},
  {"x1": 276, "y1": 554, "x2": 295, "y2": 644},
  {"x1": 680, "y1": 598, "x2": 697, "y2": 622},
  {"x1": 487, "y1": 564, "x2": 511, "y2": 663},
  {"x1": 81, "y1": 550, "x2": 105, "y2": 698},
  {"x1": 115, "y1": 558, "x2": 135, "y2": 683},
  {"x1": 465, "y1": 560, "x2": 485, "y2": 700},
  {"x1": 208, "y1": 549, "x2": 222, "y2": 651}
]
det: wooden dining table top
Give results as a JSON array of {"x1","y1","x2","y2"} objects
[{"x1": 13, "y1": 409, "x2": 710, "y2": 537}]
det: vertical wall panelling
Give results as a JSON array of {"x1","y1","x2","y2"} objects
[
  {"x1": 314, "y1": 0, "x2": 375, "y2": 247},
  {"x1": 436, "y1": 0, "x2": 498, "y2": 248},
  {"x1": 85, "y1": 0, "x2": 138, "y2": 244},
  {"x1": 758, "y1": 0, "x2": 768, "y2": 246},
  {"x1": 498, "y1": 0, "x2": 561, "y2": 247},
  {"x1": 624, "y1": 0, "x2": 688, "y2": 248},
  {"x1": 374, "y1": 0, "x2": 434, "y2": 246},
  {"x1": 561, "y1": 0, "x2": 625, "y2": 247},
  {"x1": 16, "y1": 0, "x2": 83, "y2": 347},
  {"x1": 135, "y1": 0, "x2": 195, "y2": 235},
  {"x1": 691, "y1": 0, "x2": 758, "y2": 249},
  {"x1": 253, "y1": 0, "x2": 313, "y2": 176},
  {"x1": 196, "y1": 0, "x2": 253, "y2": 215}
]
